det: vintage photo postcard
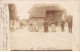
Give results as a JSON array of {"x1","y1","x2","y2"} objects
[{"x1": 0, "y1": 0, "x2": 80, "y2": 51}]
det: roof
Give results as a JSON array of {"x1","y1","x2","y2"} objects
[{"x1": 28, "y1": 4, "x2": 66, "y2": 17}]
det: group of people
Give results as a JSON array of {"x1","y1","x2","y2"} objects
[
  {"x1": 44, "y1": 18, "x2": 72, "y2": 33},
  {"x1": 44, "y1": 20, "x2": 56, "y2": 32},
  {"x1": 29, "y1": 21, "x2": 38, "y2": 32},
  {"x1": 29, "y1": 18, "x2": 72, "y2": 33},
  {"x1": 61, "y1": 18, "x2": 72, "y2": 33}
]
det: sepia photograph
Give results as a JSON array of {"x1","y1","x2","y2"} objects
[
  {"x1": 0, "y1": 0, "x2": 80, "y2": 51},
  {"x1": 9, "y1": 1, "x2": 73, "y2": 51},
  {"x1": 9, "y1": 3, "x2": 73, "y2": 33}
]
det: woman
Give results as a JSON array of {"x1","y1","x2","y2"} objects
[
  {"x1": 29, "y1": 23, "x2": 33, "y2": 32},
  {"x1": 51, "y1": 21, "x2": 56, "y2": 32},
  {"x1": 34, "y1": 21, "x2": 38, "y2": 32},
  {"x1": 44, "y1": 20, "x2": 48, "y2": 32}
]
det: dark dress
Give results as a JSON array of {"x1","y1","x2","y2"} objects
[
  {"x1": 44, "y1": 22, "x2": 48, "y2": 32},
  {"x1": 61, "y1": 21, "x2": 65, "y2": 32}
]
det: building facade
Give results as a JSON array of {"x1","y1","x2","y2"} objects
[{"x1": 28, "y1": 4, "x2": 66, "y2": 26}]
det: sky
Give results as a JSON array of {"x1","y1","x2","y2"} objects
[{"x1": 7, "y1": 0, "x2": 80, "y2": 20}]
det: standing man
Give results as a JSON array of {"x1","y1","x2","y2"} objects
[
  {"x1": 61, "y1": 20, "x2": 65, "y2": 32},
  {"x1": 68, "y1": 16, "x2": 72, "y2": 33},
  {"x1": 44, "y1": 20, "x2": 48, "y2": 32}
]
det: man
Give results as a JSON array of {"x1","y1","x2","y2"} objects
[
  {"x1": 44, "y1": 20, "x2": 48, "y2": 32},
  {"x1": 68, "y1": 17, "x2": 72, "y2": 33},
  {"x1": 61, "y1": 20, "x2": 65, "y2": 32}
]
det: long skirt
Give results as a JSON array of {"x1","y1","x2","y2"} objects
[
  {"x1": 29, "y1": 26, "x2": 34, "y2": 32},
  {"x1": 35, "y1": 26, "x2": 38, "y2": 32},
  {"x1": 44, "y1": 26, "x2": 48, "y2": 32},
  {"x1": 51, "y1": 24, "x2": 56, "y2": 32},
  {"x1": 34, "y1": 26, "x2": 38, "y2": 32}
]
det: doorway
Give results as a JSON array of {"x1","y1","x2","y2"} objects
[{"x1": 46, "y1": 10, "x2": 62, "y2": 26}]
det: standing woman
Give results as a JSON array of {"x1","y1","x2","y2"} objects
[
  {"x1": 44, "y1": 20, "x2": 48, "y2": 32},
  {"x1": 34, "y1": 21, "x2": 38, "y2": 32},
  {"x1": 51, "y1": 21, "x2": 56, "y2": 32},
  {"x1": 29, "y1": 23, "x2": 33, "y2": 32}
]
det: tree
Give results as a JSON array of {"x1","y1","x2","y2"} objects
[{"x1": 8, "y1": 4, "x2": 18, "y2": 20}]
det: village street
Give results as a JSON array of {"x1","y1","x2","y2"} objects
[{"x1": 10, "y1": 26, "x2": 72, "y2": 50}]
